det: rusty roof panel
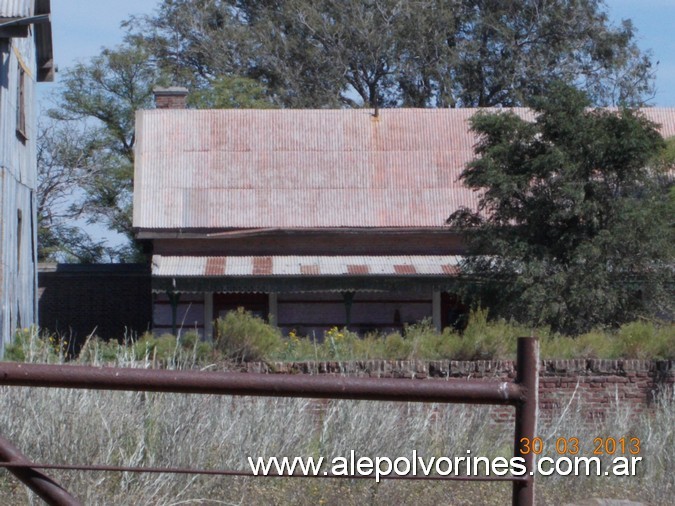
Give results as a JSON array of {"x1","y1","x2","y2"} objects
[
  {"x1": 205, "y1": 257, "x2": 226, "y2": 276},
  {"x1": 134, "y1": 108, "x2": 675, "y2": 230},
  {"x1": 347, "y1": 265, "x2": 369, "y2": 275},
  {"x1": 152, "y1": 255, "x2": 463, "y2": 278}
]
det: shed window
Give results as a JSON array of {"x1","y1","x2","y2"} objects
[
  {"x1": 17, "y1": 209, "x2": 23, "y2": 271},
  {"x1": 16, "y1": 66, "x2": 27, "y2": 141}
]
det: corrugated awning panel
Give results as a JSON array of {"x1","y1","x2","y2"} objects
[{"x1": 152, "y1": 255, "x2": 462, "y2": 278}]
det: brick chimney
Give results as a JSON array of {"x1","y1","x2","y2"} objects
[{"x1": 153, "y1": 86, "x2": 189, "y2": 109}]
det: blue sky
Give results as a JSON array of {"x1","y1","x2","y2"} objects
[{"x1": 45, "y1": 0, "x2": 675, "y2": 107}]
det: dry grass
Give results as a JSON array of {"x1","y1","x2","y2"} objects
[{"x1": 0, "y1": 379, "x2": 672, "y2": 505}]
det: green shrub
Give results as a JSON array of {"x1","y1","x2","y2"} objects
[
  {"x1": 402, "y1": 320, "x2": 442, "y2": 360},
  {"x1": 78, "y1": 337, "x2": 123, "y2": 364},
  {"x1": 215, "y1": 308, "x2": 282, "y2": 362},
  {"x1": 3, "y1": 329, "x2": 29, "y2": 362},
  {"x1": 449, "y1": 308, "x2": 521, "y2": 360},
  {"x1": 539, "y1": 321, "x2": 674, "y2": 360},
  {"x1": 277, "y1": 330, "x2": 320, "y2": 361},
  {"x1": 179, "y1": 330, "x2": 214, "y2": 362},
  {"x1": 382, "y1": 332, "x2": 412, "y2": 359},
  {"x1": 573, "y1": 330, "x2": 618, "y2": 359},
  {"x1": 4, "y1": 327, "x2": 65, "y2": 363},
  {"x1": 133, "y1": 333, "x2": 179, "y2": 362},
  {"x1": 6, "y1": 314, "x2": 671, "y2": 365},
  {"x1": 616, "y1": 321, "x2": 674, "y2": 359}
]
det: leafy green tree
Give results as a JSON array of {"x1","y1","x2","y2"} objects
[
  {"x1": 448, "y1": 84, "x2": 673, "y2": 334},
  {"x1": 190, "y1": 76, "x2": 276, "y2": 109},
  {"x1": 129, "y1": 0, "x2": 654, "y2": 107},
  {"x1": 46, "y1": 44, "x2": 160, "y2": 261},
  {"x1": 43, "y1": 44, "x2": 281, "y2": 262},
  {"x1": 37, "y1": 121, "x2": 116, "y2": 263}
]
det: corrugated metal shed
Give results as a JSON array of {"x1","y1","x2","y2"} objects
[
  {"x1": 0, "y1": 0, "x2": 32, "y2": 17},
  {"x1": 152, "y1": 255, "x2": 462, "y2": 277},
  {"x1": 0, "y1": 0, "x2": 47, "y2": 356}
]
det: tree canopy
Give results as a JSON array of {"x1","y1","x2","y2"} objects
[
  {"x1": 128, "y1": 0, "x2": 655, "y2": 108},
  {"x1": 448, "y1": 84, "x2": 674, "y2": 334},
  {"x1": 40, "y1": 46, "x2": 160, "y2": 262}
]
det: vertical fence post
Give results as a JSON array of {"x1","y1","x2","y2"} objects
[
  {"x1": 0, "y1": 434, "x2": 82, "y2": 506},
  {"x1": 512, "y1": 337, "x2": 539, "y2": 506}
]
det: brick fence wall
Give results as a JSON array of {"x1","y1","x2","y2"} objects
[{"x1": 240, "y1": 358, "x2": 674, "y2": 420}]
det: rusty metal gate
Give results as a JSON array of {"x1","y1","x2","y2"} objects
[{"x1": 0, "y1": 337, "x2": 539, "y2": 506}]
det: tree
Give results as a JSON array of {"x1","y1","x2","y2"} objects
[
  {"x1": 448, "y1": 84, "x2": 673, "y2": 334},
  {"x1": 46, "y1": 44, "x2": 161, "y2": 261},
  {"x1": 43, "y1": 41, "x2": 288, "y2": 262},
  {"x1": 129, "y1": 0, "x2": 655, "y2": 108},
  {"x1": 190, "y1": 75, "x2": 277, "y2": 109},
  {"x1": 36, "y1": 120, "x2": 114, "y2": 263}
]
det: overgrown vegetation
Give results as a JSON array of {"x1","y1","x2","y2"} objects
[
  {"x1": 214, "y1": 307, "x2": 283, "y2": 362},
  {"x1": 0, "y1": 381, "x2": 672, "y2": 505},
  {"x1": 2, "y1": 312, "x2": 673, "y2": 503},
  {"x1": 6, "y1": 309, "x2": 674, "y2": 365}
]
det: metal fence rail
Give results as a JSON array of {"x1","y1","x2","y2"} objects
[{"x1": 0, "y1": 337, "x2": 539, "y2": 506}]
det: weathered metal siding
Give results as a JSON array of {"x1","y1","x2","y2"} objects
[
  {"x1": 0, "y1": 22, "x2": 39, "y2": 356},
  {"x1": 0, "y1": 0, "x2": 33, "y2": 17}
]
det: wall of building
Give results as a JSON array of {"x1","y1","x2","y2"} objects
[
  {"x1": 0, "y1": 34, "x2": 38, "y2": 356},
  {"x1": 150, "y1": 231, "x2": 466, "y2": 256},
  {"x1": 276, "y1": 291, "x2": 432, "y2": 336},
  {"x1": 153, "y1": 292, "x2": 205, "y2": 336},
  {"x1": 150, "y1": 290, "x2": 438, "y2": 340},
  {"x1": 241, "y1": 358, "x2": 674, "y2": 421},
  {"x1": 38, "y1": 264, "x2": 152, "y2": 348}
]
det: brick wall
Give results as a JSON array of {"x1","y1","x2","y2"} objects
[
  {"x1": 240, "y1": 358, "x2": 674, "y2": 420},
  {"x1": 38, "y1": 264, "x2": 152, "y2": 346}
]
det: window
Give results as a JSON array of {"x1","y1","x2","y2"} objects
[
  {"x1": 16, "y1": 66, "x2": 26, "y2": 141},
  {"x1": 17, "y1": 208, "x2": 23, "y2": 271}
]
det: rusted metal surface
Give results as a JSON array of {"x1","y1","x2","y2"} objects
[
  {"x1": 133, "y1": 108, "x2": 503, "y2": 230},
  {"x1": 0, "y1": 434, "x2": 82, "y2": 506},
  {"x1": 133, "y1": 108, "x2": 675, "y2": 231},
  {"x1": 152, "y1": 254, "x2": 463, "y2": 277},
  {"x1": 0, "y1": 461, "x2": 528, "y2": 482},
  {"x1": 512, "y1": 337, "x2": 539, "y2": 506},
  {"x1": 0, "y1": 362, "x2": 523, "y2": 404}
]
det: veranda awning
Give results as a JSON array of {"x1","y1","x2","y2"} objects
[{"x1": 151, "y1": 255, "x2": 463, "y2": 293}]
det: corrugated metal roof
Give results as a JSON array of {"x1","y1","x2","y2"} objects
[
  {"x1": 0, "y1": 0, "x2": 32, "y2": 17},
  {"x1": 152, "y1": 255, "x2": 462, "y2": 277},
  {"x1": 133, "y1": 108, "x2": 675, "y2": 230},
  {"x1": 133, "y1": 108, "x2": 525, "y2": 229}
]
